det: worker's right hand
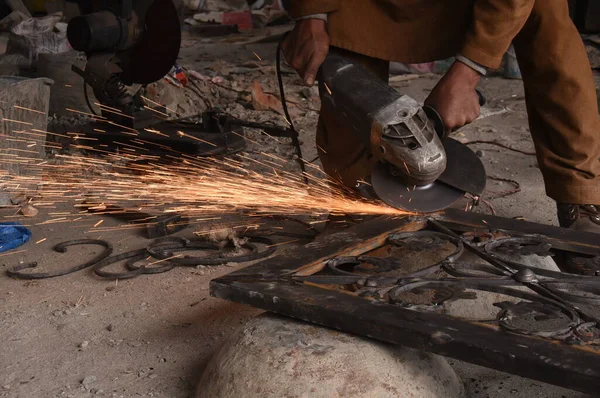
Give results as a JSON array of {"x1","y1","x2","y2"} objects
[
  {"x1": 425, "y1": 62, "x2": 481, "y2": 132},
  {"x1": 281, "y1": 19, "x2": 329, "y2": 86}
]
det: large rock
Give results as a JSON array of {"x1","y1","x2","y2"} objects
[{"x1": 196, "y1": 313, "x2": 463, "y2": 398}]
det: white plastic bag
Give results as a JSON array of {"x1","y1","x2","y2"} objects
[{"x1": 7, "y1": 13, "x2": 71, "y2": 62}]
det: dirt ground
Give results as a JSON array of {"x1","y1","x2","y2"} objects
[{"x1": 0, "y1": 27, "x2": 599, "y2": 398}]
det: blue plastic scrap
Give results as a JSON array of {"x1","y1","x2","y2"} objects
[{"x1": 0, "y1": 222, "x2": 32, "y2": 253}]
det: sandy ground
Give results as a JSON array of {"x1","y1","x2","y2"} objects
[{"x1": 0, "y1": 29, "x2": 599, "y2": 397}]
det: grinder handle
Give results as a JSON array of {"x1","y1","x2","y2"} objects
[
  {"x1": 476, "y1": 89, "x2": 487, "y2": 106},
  {"x1": 423, "y1": 89, "x2": 486, "y2": 138}
]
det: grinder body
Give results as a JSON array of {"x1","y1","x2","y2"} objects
[
  {"x1": 319, "y1": 53, "x2": 447, "y2": 187},
  {"x1": 318, "y1": 53, "x2": 487, "y2": 212}
]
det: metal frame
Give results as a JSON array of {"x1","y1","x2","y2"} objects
[{"x1": 211, "y1": 209, "x2": 600, "y2": 394}]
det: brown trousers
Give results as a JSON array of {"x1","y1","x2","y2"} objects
[{"x1": 317, "y1": 0, "x2": 600, "y2": 204}]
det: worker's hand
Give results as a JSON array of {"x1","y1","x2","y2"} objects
[
  {"x1": 424, "y1": 62, "x2": 482, "y2": 132},
  {"x1": 281, "y1": 19, "x2": 329, "y2": 86}
]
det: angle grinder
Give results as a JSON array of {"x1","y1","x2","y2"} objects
[{"x1": 319, "y1": 53, "x2": 486, "y2": 213}]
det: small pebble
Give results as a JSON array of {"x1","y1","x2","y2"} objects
[
  {"x1": 20, "y1": 204, "x2": 39, "y2": 217},
  {"x1": 107, "y1": 324, "x2": 114, "y2": 332},
  {"x1": 475, "y1": 150, "x2": 485, "y2": 158},
  {"x1": 301, "y1": 86, "x2": 318, "y2": 99},
  {"x1": 2, "y1": 385, "x2": 10, "y2": 390},
  {"x1": 79, "y1": 341, "x2": 89, "y2": 350},
  {"x1": 81, "y1": 375, "x2": 96, "y2": 389}
]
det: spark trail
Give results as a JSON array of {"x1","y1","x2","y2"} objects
[
  {"x1": 21, "y1": 153, "x2": 400, "y2": 217},
  {"x1": 0, "y1": 139, "x2": 404, "y2": 223},
  {"x1": 0, "y1": 103, "x2": 407, "y2": 230}
]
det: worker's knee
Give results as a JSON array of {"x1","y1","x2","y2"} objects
[
  {"x1": 514, "y1": 0, "x2": 580, "y2": 60},
  {"x1": 528, "y1": 0, "x2": 574, "y2": 30}
]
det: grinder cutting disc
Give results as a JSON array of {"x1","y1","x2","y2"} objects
[
  {"x1": 371, "y1": 138, "x2": 486, "y2": 213},
  {"x1": 119, "y1": 0, "x2": 182, "y2": 85}
]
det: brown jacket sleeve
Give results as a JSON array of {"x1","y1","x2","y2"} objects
[
  {"x1": 461, "y1": 0, "x2": 534, "y2": 69},
  {"x1": 287, "y1": 0, "x2": 340, "y2": 18}
]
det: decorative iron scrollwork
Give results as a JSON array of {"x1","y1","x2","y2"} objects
[
  {"x1": 316, "y1": 225, "x2": 600, "y2": 343},
  {"x1": 485, "y1": 236, "x2": 554, "y2": 258}
]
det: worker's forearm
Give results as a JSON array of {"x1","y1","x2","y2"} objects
[
  {"x1": 460, "y1": 0, "x2": 534, "y2": 69},
  {"x1": 286, "y1": 0, "x2": 340, "y2": 19}
]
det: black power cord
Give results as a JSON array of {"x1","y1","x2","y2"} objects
[
  {"x1": 83, "y1": 81, "x2": 99, "y2": 116},
  {"x1": 276, "y1": 32, "x2": 309, "y2": 184}
]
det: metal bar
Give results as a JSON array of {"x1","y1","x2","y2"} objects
[
  {"x1": 211, "y1": 278, "x2": 600, "y2": 395},
  {"x1": 436, "y1": 209, "x2": 600, "y2": 256}
]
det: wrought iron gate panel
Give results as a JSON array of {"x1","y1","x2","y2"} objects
[{"x1": 211, "y1": 209, "x2": 600, "y2": 394}]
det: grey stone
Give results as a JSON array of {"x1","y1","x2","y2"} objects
[
  {"x1": 301, "y1": 86, "x2": 319, "y2": 99},
  {"x1": 0, "y1": 194, "x2": 12, "y2": 207},
  {"x1": 81, "y1": 375, "x2": 96, "y2": 389},
  {"x1": 196, "y1": 313, "x2": 463, "y2": 398}
]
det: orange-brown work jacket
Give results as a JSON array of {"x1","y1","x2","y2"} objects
[{"x1": 289, "y1": 0, "x2": 535, "y2": 69}]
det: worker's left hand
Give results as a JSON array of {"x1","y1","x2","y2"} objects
[
  {"x1": 281, "y1": 19, "x2": 329, "y2": 86},
  {"x1": 424, "y1": 62, "x2": 482, "y2": 132}
]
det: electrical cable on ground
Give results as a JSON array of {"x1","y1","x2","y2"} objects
[{"x1": 464, "y1": 140, "x2": 537, "y2": 156}]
